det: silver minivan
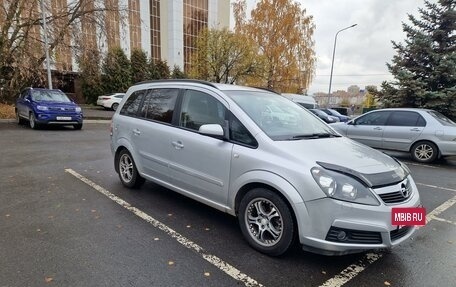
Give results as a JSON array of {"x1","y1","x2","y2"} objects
[{"x1": 111, "y1": 80, "x2": 421, "y2": 256}]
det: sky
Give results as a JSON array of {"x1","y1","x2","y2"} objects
[{"x1": 232, "y1": 0, "x2": 433, "y2": 95}]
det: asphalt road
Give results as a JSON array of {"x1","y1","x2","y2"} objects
[{"x1": 0, "y1": 123, "x2": 454, "y2": 287}]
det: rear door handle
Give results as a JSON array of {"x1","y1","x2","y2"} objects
[
  {"x1": 172, "y1": 141, "x2": 184, "y2": 149},
  {"x1": 410, "y1": 128, "x2": 421, "y2": 132},
  {"x1": 373, "y1": 127, "x2": 382, "y2": 131},
  {"x1": 132, "y1": 129, "x2": 141, "y2": 136}
]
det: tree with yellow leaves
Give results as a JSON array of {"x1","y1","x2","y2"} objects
[
  {"x1": 189, "y1": 28, "x2": 263, "y2": 84},
  {"x1": 233, "y1": 0, "x2": 316, "y2": 93}
]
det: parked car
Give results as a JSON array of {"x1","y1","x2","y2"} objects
[
  {"x1": 331, "y1": 107, "x2": 349, "y2": 116},
  {"x1": 309, "y1": 109, "x2": 339, "y2": 123},
  {"x1": 319, "y1": 108, "x2": 350, "y2": 122},
  {"x1": 15, "y1": 88, "x2": 83, "y2": 130},
  {"x1": 111, "y1": 80, "x2": 420, "y2": 256},
  {"x1": 97, "y1": 93, "x2": 125, "y2": 111},
  {"x1": 331, "y1": 108, "x2": 456, "y2": 163},
  {"x1": 282, "y1": 93, "x2": 318, "y2": 109}
]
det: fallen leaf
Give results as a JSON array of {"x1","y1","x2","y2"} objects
[
  {"x1": 168, "y1": 213, "x2": 173, "y2": 216},
  {"x1": 204, "y1": 227, "x2": 210, "y2": 231},
  {"x1": 96, "y1": 171, "x2": 100, "y2": 174},
  {"x1": 117, "y1": 225, "x2": 122, "y2": 228},
  {"x1": 448, "y1": 241, "x2": 453, "y2": 244},
  {"x1": 94, "y1": 216, "x2": 100, "y2": 219},
  {"x1": 75, "y1": 209, "x2": 80, "y2": 212},
  {"x1": 82, "y1": 199, "x2": 86, "y2": 201},
  {"x1": 322, "y1": 271, "x2": 326, "y2": 275},
  {"x1": 91, "y1": 210, "x2": 97, "y2": 213},
  {"x1": 37, "y1": 229, "x2": 41, "y2": 232},
  {"x1": 204, "y1": 272, "x2": 210, "y2": 277},
  {"x1": 154, "y1": 237, "x2": 160, "y2": 241},
  {"x1": 168, "y1": 261, "x2": 174, "y2": 266},
  {"x1": 44, "y1": 277, "x2": 53, "y2": 283},
  {"x1": 48, "y1": 216, "x2": 54, "y2": 219},
  {"x1": 186, "y1": 225, "x2": 191, "y2": 228},
  {"x1": 5, "y1": 214, "x2": 10, "y2": 217},
  {"x1": 384, "y1": 281, "x2": 391, "y2": 286}
]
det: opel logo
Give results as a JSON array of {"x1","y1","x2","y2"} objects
[{"x1": 400, "y1": 183, "x2": 409, "y2": 198}]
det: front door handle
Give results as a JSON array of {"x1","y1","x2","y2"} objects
[
  {"x1": 172, "y1": 141, "x2": 184, "y2": 149},
  {"x1": 132, "y1": 129, "x2": 141, "y2": 136}
]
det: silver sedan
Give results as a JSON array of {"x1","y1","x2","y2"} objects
[{"x1": 331, "y1": 108, "x2": 456, "y2": 163}]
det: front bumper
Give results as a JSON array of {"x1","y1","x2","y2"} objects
[
  {"x1": 35, "y1": 112, "x2": 83, "y2": 125},
  {"x1": 297, "y1": 177, "x2": 421, "y2": 255}
]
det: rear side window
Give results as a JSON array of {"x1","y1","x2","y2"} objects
[
  {"x1": 356, "y1": 111, "x2": 391, "y2": 125},
  {"x1": 140, "y1": 89, "x2": 179, "y2": 123},
  {"x1": 120, "y1": 90, "x2": 146, "y2": 117},
  {"x1": 387, "y1": 111, "x2": 425, "y2": 127},
  {"x1": 180, "y1": 90, "x2": 226, "y2": 131}
]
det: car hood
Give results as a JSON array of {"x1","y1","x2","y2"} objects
[
  {"x1": 34, "y1": 101, "x2": 78, "y2": 107},
  {"x1": 275, "y1": 136, "x2": 407, "y2": 187}
]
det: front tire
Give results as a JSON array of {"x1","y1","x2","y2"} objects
[
  {"x1": 74, "y1": 123, "x2": 83, "y2": 130},
  {"x1": 411, "y1": 141, "x2": 438, "y2": 163},
  {"x1": 29, "y1": 113, "x2": 39, "y2": 129},
  {"x1": 238, "y1": 188, "x2": 295, "y2": 256},
  {"x1": 117, "y1": 149, "x2": 145, "y2": 188}
]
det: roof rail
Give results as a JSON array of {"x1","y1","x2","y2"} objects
[
  {"x1": 250, "y1": 86, "x2": 281, "y2": 95},
  {"x1": 133, "y1": 79, "x2": 219, "y2": 89}
]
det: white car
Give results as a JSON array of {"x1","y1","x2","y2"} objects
[{"x1": 97, "y1": 93, "x2": 125, "y2": 111}]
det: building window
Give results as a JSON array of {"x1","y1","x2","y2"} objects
[
  {"x1": 150, "y1": 0, "x2": 161, "y2": 62},
  {"x1": 129, "y1": 0, "x2": 142, "y2": 49},
  {"x1": 183, "y1": 0, "x2": 208, "y2": 73}
]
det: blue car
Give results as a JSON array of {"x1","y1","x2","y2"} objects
[{"x1": 15, "y1": 88, "x2": 83, "y2": 130}]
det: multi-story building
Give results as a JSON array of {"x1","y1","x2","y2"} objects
[{"x1": 38, "y1": 0, "x2": 230, "y2": 98}]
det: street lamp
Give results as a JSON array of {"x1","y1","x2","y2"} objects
[{"x1": 327, "y1": 24, "x2": 357, "y2": 107}]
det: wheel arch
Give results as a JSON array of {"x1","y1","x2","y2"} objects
[
  {"x1": 410, "y1": 139, "x2": 441, "y2": 157},
  {"x1": 230, "y1": 171, "x2": 310, "y2": 240},
  {"x1": 113, "y1": 138, "x2": 140, "y2": 174}
]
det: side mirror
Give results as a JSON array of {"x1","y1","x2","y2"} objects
[{"x1": 199, "y1": 124, "x2": 225, "y2": 139}]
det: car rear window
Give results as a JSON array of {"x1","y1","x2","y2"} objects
[{"x1": 427, "y1": 111, "x2": 456, "y2": 126}]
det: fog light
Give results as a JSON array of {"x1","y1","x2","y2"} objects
[{"x1": 337, "y1": 231, "x2": 347, "y2": 241}]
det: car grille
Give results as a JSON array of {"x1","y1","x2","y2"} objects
[
  {"x1": 390, "y1": 226, "x2": 412, "y2": 241},
  {"x1": 326, "y1": 227, "x2": 382, "y2": 244},
  {"x1": 377, "y1": 179, "x2": 412, "y2": 204},
  {"x1": 49, "y1": 107, "x2": 75, "y2": 112}
]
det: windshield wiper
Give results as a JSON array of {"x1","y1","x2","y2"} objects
[{"x1": 290, "y1": 133, "x2": 340, "y2": 140}]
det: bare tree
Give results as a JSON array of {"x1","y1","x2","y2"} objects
[{"x1": 0, "y1": 0, "x2": 125, "y2": 102}]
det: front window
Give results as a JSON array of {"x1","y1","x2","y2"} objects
[
  {"x1": 226, "y1": 90, "x2": 336, "y2": 141},
  {"x1": 31, "y1": 90, "x2": 71, "y2": 102},
  {"x1": 355, "y1": 111, "x2": 391, "y2": 126}
]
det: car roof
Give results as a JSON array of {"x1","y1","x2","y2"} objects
[
  {"x1": 131, "y1": 79, "x2": 272, "y2": 93},
  {"x1": 369, "y1": 108, "x2": 434, "y2": 113}
]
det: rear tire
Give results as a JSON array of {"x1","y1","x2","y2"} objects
[
  {"x1": 238, "y1": 188, "x2": 295, "y2": 256},
  {"x1": 411, "y1": 141, "x2": 438, "y2": 163},
  {"x1": 16, "y1": 110, "x2": 25, "y2": 125},
  {"x1": 116, "y1": 149, "x2": 145, "y2": 188},
  {"x1": 111, "y1": 103, "x2": 119, "y2": 111}
]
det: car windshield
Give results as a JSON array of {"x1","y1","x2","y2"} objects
[
  {"x1": 31, "y1": 90, "x2": 71, "y2": 102},
  {"x1": 328, "y1": 109, "x2": 342, "y2": 116},
  {"x1": 225, "y1": 90, "x2": 336, "y2": 140},
  {"x1": 427, "y1": 110, "x2": 456, "y2": 126}
]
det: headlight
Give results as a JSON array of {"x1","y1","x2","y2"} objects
[
  {"x1": 311, "y1": 167, "x2": 380, "y2": 206},
  {"x1": 36, "y1": 105, "x2": 49, "y2": 111},
  {"x1": 75, "y1": 107, "x2": 82, "y2": 113}
]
